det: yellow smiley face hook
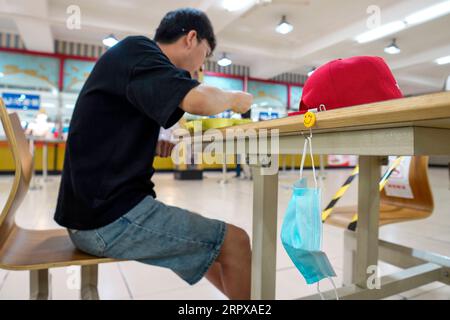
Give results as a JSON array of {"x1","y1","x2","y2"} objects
[{"x1": 303, "y1": 111, "x2": 316, "y2": 128}]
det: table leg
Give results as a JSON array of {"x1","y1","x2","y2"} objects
[
  {"x1": 43, "y1": 142, "x2": 48, "y2": 181},
  {"x1": 250, "y1": 165, "x2": 278, "y2": 300},
  {"x1": 355, "y1": 156, "x2": 381, "y2": 288},
  {"x1": 81, "y1": 265, "x2": 99, "y2": 300},
  {"x1": 29, "y1": 138, "x2": 42, "y2": 191},
  {"x1": 30, "y1": 269, "x2": 51, "y2": 300},
  {"x1": 219, "y1": 163, "x2": 228, "y2": 184},
  {"x1": 319, "y1": 155, "x2": 326, "y2": 178}
]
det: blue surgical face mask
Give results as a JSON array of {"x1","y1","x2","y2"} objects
[{"x1": 281, "y1": 136, "x2": 338, "y2": 299}]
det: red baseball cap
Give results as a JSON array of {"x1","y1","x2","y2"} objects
[{"x1": 289, "y1": 56, "x2": 403, "y2": 116}]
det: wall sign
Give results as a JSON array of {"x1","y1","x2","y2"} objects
[
  {"x1": 0, "y1": 51, "x2": 59, "y2": 90},
  {"x1": 258, "y1": 111, "x2": 279, "y2": 121},
  {"x1": 203, "y1": 75, "x2": 244, "y2": 91},
  {"x1": 248, "y1": 80, "x2": 287, "y2": 110},
  {"x1": 384, "y1": 156, "x2": 414, "y2": 199},
  {"x1": 2, "y1": 92, "x2": 40, "y2": 110},
  {"x1": 63, "y1": 59, "x2": 96, "y2": 92},
  {"x1": 290, "y1": 86, "x2": 303, "y2": 111}
]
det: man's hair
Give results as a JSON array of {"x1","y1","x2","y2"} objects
[{"x1": 154, "y1": 8, "x2": 216, "y2": 54}]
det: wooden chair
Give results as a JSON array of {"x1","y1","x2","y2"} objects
[
  {"x1": 325, "y1": 156, "x2": 434, "y2": 230},
  {"x1": 324, "y1": 156, "x2": 434, "y2": 286},
  {"x1": 0, "y1": 99, "x2": 117, "y2": 300}
]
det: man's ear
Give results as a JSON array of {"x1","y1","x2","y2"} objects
[{"x1": 185, "y1": 30, "x2": 198, "y2": 49}]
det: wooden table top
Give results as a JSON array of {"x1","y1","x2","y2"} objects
[{"x1": 215, "y1": 91, "x2": 450, "y2": 137}]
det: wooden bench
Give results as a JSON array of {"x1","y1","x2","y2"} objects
[
  {"x1": 325, "y1": 156, "x2": 434, "y2": 229},
  {"x1": 0, "y1": 99, "x2": 117, "y2": 300}
]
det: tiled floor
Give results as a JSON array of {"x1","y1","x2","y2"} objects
[{"x1": 0, "y1": 167, "x2": 449, "y2": 300}]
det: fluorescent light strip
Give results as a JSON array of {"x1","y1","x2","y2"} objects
[
  {"x1": 355, "y1": 21, "x2": 406, "y2": 44},
  {"x1": 435, "y1": 55, "x2": 450, "y2": 65},
  {"x1": 222, "y1": 0, "x2": 254, "y2": 12},
  {"x1": 355, "y1": 1, "x2": 450, "y2": 44},
  {"x1": 405, "y1": 0, "x2": 450, "y2": 25}
]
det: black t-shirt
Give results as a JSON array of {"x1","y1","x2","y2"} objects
[{"x1": 54, "y1": 36, "x2": 200, "y2": 230}]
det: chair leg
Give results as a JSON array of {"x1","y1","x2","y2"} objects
[
  {"x1": 343, "y1": 230, "x2": 357, "y2": 286},
  {"x1": 30, "y1": 269, "x2": 51, "y2": 300},
  {"x1": 80, "y1": 265, "x2": 99, "y2": 300}
]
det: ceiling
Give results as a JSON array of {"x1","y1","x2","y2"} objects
[{"x1": 0, "y1": 0, "x2": 449, "y2": 95}]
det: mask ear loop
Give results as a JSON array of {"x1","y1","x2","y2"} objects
[
  {"x1": 305, "y1": 112, "x2": 339, "y2": 301},
  {"x1": 316, "y1": 278, "x2": 339, "y2": 300},
  {"x1": 299, "y1": 134, "x2": 309, "y2": 180},
  {"x1": 328, "y1": 277, "x2": 340, "y2": 300},
  {"x1": 306, "y1": 129, "x2": 324, "y2": 251},
  {"x1": 300, "y1": 128, "x2": 317, "y2": 185},
  {"x1": 316, "y1": 282, "x2": 325, "y2": 300},
  {"x1": 307, "y1": 128, "x2": 317, "y2": 189},
  {"x1": 307, "y1": 129, "x2": 321, "y2": 250}
]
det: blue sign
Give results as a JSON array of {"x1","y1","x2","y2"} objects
[
  {"x1": 2, "y1": 93, "x2": 40, "y2": 110},
  {"x1": 258, "y1": 112, "x2": 279, "y2": 121},
  {"x1": 219, "y1": 110, "x2": 232, "y2": 119}
]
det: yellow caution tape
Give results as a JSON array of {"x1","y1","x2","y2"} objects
[{"x1": 322, "y1": 156, "x2": 404, "y2": 230}]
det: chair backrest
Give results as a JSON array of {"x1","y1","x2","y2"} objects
[
  {"x1": 0, "y1": 98, "x2": 33, "y2": 248},
  {"x1": 381, "y1": 156, "x2": 434, "y2": 212}
]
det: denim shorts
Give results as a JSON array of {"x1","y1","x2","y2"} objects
[{"x1": 68, "y1": 196, "x2": 227, "y2": 285}]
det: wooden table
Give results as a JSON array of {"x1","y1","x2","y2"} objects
[{"x1": 201, "y1": 91, "x2": 450, "y2": 300}]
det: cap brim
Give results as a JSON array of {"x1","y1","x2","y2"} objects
[
  {"x1": 299, "y1": 99, "x2": 308, "y2": 111},
  {"x1": 288, "y1": 110, "x2": 308, "y2": 117}
]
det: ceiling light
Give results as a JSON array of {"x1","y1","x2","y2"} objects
[
  {"x1": 218, "y1": 53, "x2": 232, "y2": 67},
  {"x1": 405, "y1": 0, "x2": 450, "y2": 25},
  {"x1": 384, "y1": 39, "x2": 401, "y2": 55},
  {"x1": 222, "y1": 0, "x2": 253, "y2": 12},
  {"x1": 103, "y1": 34, "x2": 119, "y2": 48},
  {"x1": 275, "y1": 15, "x2": 293, "y2": 35},
  {"x1": 307, "y1": 67, "x2": 316, "y2": 77},
  {"x1": 435, "y1": 55, "x2": 450, "y2": 65},
  {"x1": 355, "y1": 21, "x2": 406, "y2": 44},
  {"x1": 354, "y1": 2, "x2": 450, "y2": 45}
]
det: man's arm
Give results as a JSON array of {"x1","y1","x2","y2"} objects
[{"x1": 180, "y1": 84, "x2": 253, "y2": 116}]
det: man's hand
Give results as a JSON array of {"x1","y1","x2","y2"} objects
[
  {"x1": 181, "y1": 85, "x2": 253, "y2": 116},
  {"x1": 156, "y1": 140, "x2": 175, "y2": 158},
  {"x1": 230, "y1": 91, "x2": 253, "y2": 114}
]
